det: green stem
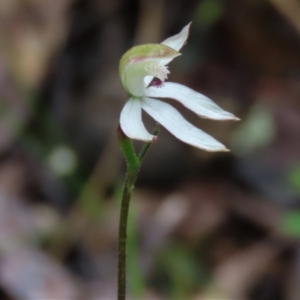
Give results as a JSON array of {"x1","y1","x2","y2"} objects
[
  {"x1": 138, "y1": 124, "x2": 160, "y2": 161},
  {"x1": 117, "y1": 127, "x2": 139, "y2": 172},
  {"x1": 117, "y1": 125, "x2": 158, "y2": 300},
  {"x1": 118, "y1": 169, "x2": 138, "y2": 300}
]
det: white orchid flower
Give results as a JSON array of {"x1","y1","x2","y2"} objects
[{"x1": 119, "y1": 23, "x2": 238, "y2": 151}]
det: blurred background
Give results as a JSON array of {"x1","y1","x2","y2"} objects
[{"x1": 1, "y1": 0, "x2": 300, "y2": 299}]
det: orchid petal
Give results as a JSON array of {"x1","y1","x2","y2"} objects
[
  {"x1": 141, "y1": 97, "x2": 228, "y2": 151},
  {"x1": 120, "y1": 98, "x2": 154, "y2": 142},
  {"x1": 145, "y1": 82, "x2": 239, "y2": 121},
  {"x1": 161, "y1": 22, "x2": 192, "y2": 51}
]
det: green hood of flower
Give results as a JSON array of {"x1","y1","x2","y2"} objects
[{"x1": 119, "y1": 44, "x2": 180, "y2": 97}]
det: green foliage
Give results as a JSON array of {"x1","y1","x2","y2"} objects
[
  {"x1": 280, "y1": 210, "x2": 300, "y2": 238},
  {"x1": 282, "y1": 165, "x2": 300, "y2": 237},
  {"x1": 288, "y1": 163, "x2": 300, "y2": 194},
  {"x1": 231, "y1": 104, "x2": 275, "y2": 155},
  {"x1": 80, "y1": 185, "x2": 104, "y2": 219},
  {"x1": 156, "y1": 243, "x2": 200, "y2": 300},
  {"x1": 195, "y1": 0, "x2": 224, "y2": 27},
  {"x1": 127, "y1": 200, "x2": 146, "y2": 299}
]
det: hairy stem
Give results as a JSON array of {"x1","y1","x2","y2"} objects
[
  {"x1": 117, "y1": 125, "x2": 158, "y2": 300},
  {"x1": 118, "y1": 167, "x2": 138, "y2": 300}
]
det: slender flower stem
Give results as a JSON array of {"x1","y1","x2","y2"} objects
[
  {"x1": 118, "y1": 169, "x2": 138, "y2": 300},
  {"x1": 138, "y1": 124, "x2": 160, "y2": 161},
  {"x1": 117, "y1": 125, "x2": 159, "y2": 300}
]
